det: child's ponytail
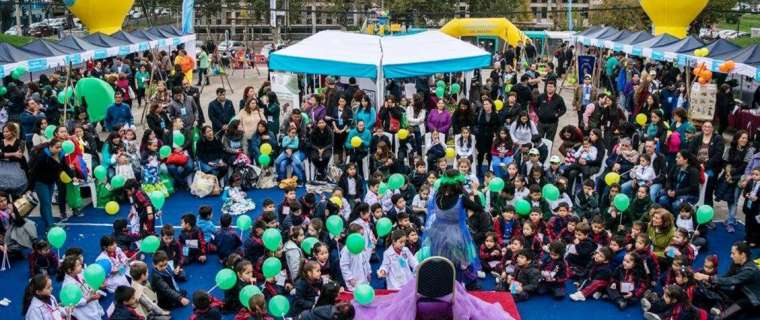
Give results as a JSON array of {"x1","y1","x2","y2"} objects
[{"x1": 22, "y1": 274, "x2": 48, "y2": 315}]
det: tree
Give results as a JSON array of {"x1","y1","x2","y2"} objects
[
  {"x1": 588, "y1": 0, "x2": 649, "y2": 31},
  {"x1": 692, "y1": 0, "x2": 740, "y2": 32}
]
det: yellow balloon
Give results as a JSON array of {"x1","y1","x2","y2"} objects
[
  {"x1": 351, "y1": 136, "x2": 362, "y2": 148},
  {"x1": 60, "y1": 172, "x2": 72, "y2": 184},
  {"x1": 260, "y1": 143, "x2": 273, "y2": 155},
  {"x1": 494, "y1": 99, "x2": 504, "y2": 111},
  {"x1": 605, "y1": 172, "x2": 621, "y2": 186},
  {"x1": 105, "y1": 201, "x2": 120, "y2": 215},
  {"x1": 329, "y1": 196, "x2": 343, "y2": 208},
  {"x1": 445, "y1": 147, "x2": 456, "y2": 159},
  {"x1": 635, "y1": 113, "x2": 648, "y2": 127},
  {"x1": 66, "y1": 0, "x2": 135, "y2": 35},
  {"x1": 398, "y1": 128, "x2": 409, "y2": 140},
  {"x1": 640, "y1": 0, "x2": 708, "y2": 39}
]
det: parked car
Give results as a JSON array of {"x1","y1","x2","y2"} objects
[{"x1": 217, "y1": 40, "x2": 244, "y2": 53}]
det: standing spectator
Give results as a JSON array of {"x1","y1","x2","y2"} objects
[
  {"x1": 535, "y1": 81, "x2": 566, "y2": 141},
  {"x1": 427, "y1": 99, "x2": 452, "y2": 135},
  {"x1": 574, "y1": 75, "x2": 596, "y2": 129},
  {"x1": 168, "y1": 87, "x2": 200, "y2": 132},
  {"x1": 688, "y1": 121, "x2": 724, "y2": 208},
  {"x1": 30, "y1": 139, "x2": 75, "y2": 232},
  {"x1": 105, "y1": 91, "x2": 133, "y2": 132},
  {"x1": 196, "y1": 47, "x2": 210, "y2": 86}
]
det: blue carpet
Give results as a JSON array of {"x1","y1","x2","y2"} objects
[{"x1": 0, "y1": 188, "x2": 756, "y2": 320}]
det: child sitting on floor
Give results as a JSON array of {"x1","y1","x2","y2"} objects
[
  {"x1": 158, "y1": 224, "x2": 186, "y2": 281},
  {"x1": 539, "y1": 241, "x2": 568, "y2": 300},
  {"x1": 191, "y1": 290, "x2": 223, "y2": 320},
  {"x1": 29, "y1": 239, "x2": 58, "y2": 277},
  {"x1": 569, "y1": 246, "x2": 613, "y2": 301},
  {"x1": 150, "y1": 250, "x2": 189, "y2": 309},
  {"x1": 179, "y1": 214, "x2": 207, "y2": 264},
  {"x1": 508, "y1": 249, "x2": 541, "y2": 301},
  {"x1": 197, "y1": 206, "x2": 216, "y2": 248},
  {"x1": 212, "y1": 213, "x2": 242, "y2": 263},
  {"x1": 479, "y1": 232, "x2": 503, "y2": 277},
  {"x1": 97, "y1": 236, "x2": 132, "y2": 293},
  {"x1": 605, "y1": 253, "x2": 649, "y2": 310}
]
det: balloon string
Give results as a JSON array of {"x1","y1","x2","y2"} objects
[{"x1": 207, "y1": 284, "x2": 218, "y2": 294}]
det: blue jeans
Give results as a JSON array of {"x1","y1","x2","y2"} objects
[
  {"x1": 657, "y1": 193, "x2": 697, "y2": 212},
  {"x1": 276, "y1": 151, "x2": 304, "y2": 181},
  {"x1": 727, "y1": 187, "x2": 740, "y2": 226},
  {"x1": 34, "y1": 182, "x2": 55, "y2": 233},
  {"x1": 167, "y1": 161, "x2": 194, "y2": 186},
  {"x1": 621, "y1": 182, "x2": 662, "y2": 201},
  {"x1": 491, "y1": 156, "x2": 513, "y2": 178},
  {"x1": 199, "y1": 161, "x2": 228, "y2": 180}
]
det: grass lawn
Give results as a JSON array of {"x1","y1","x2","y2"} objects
[
  {"x1": 718, "y1": 13, "x2": 760, "y2": 33},
  {"x1": 0, "y1": 33, "x2": 35, "y2": 47},
  {"x1": 731, "y1": 36, "x2": 760, "y2": 47}
]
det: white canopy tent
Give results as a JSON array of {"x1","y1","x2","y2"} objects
[{"x1": 269, "y1": 30, "x2": 491, "y2": 106}]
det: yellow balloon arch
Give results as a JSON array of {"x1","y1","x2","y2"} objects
[{"x1": 440, "y1": 18, "x2": 529, "y2": 47}]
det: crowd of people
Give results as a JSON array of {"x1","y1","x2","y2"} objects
[{"x1": 0, "y1": 39, "x2": 759, "y2": 320}]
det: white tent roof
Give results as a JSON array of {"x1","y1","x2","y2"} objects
[
  {"x1": 268, "y1": 30, "x2": 382, "y2": 78},
  {"x1": 269, "y1": 30, "x2": 491, "y2": 79},
  {"x1": 381, "y1": 31, "x2": 491, "y2": 78}
]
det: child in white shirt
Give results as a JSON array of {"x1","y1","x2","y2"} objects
[
  {"x1": 96, "y1": 236, "x2": 132, "y2": 293},
  {"x1": 572, "y1": 139, "x2": 598, "y2": 164},
  {"x1": 630, "y1": 154, "x2": 656, "y2": 185},
  {"x1": 378, "y1": 229, "x2": 419, "y2": 290},
  {"x1": 340, "y1": 223, "x2": 372, "y2": 291},
  {"x1": 364, "y1": 179, "x2": 380, "y2": 207}
]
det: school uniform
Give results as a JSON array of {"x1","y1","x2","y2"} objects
[
  {"x1": 493, "y1": 217, "x2": 522, "y2": 245},
  {"x1": 511, "y1": 262, "x2": 541, "y2": 301},
  {"x1": 578, "y1": 261, "x2": 612, "y2": 297},
  {"x1": 149, "y1": 266, "x2": 185, "y2": 309},
  {"x1": 339, "y1": 245, "x2": 371, "y2": 291},
  {"x1": 591, "y1": 231, "x2": 610, "y2": 247},
  {"x1": 606, "y1": 267, "x2": 648, "y2": 307},
  {"x1": 222, "y1": 279, "x2": 247, "y2": 313},
  {"x1": 379, "y1": 246, "x2": 418, "y2": 290},
  {"x1": 96, "y1": 248, "x2": 131, "y2": 293},
  {"x1": 567, "y1": 238, "x2": 596, "y2": 277},
  {"x1": 212, "y1": 227, "x2": 242, "y2": 262},
  {"x1": 546, "y1": 215, "x2": 571, "y2": 242},
  {"x1": 479, "y1": 244, "x2": 503, "y2": 274},
  {"x1": 25, "y1": 296, "x2": 66, "y2": 320},
  {"x1": 539, "y1": 256, "x2": 567, "y2": 299},
  {"x1": 635, "y1": 247, "x2": 660, "y2": 284},
  {"x1": 243, "y1": 235, "x2": 266, "y2": 266},
  {"x1": 292, "y1": 277, "x2": 321, "y2": 315},
  {"x1": 351, "y1": 218, "x2": 376, "y2": 255},
  {"x1": 158, "y1": 239, "x2": 184, "y2": 271},
  {"x1": 110, "y1": 304, "x2": 145, "y2": 320},
  {"x1": 114, "y1": 230, "x2": 141, "y2": 258},
  {"x1": 179, "y1": 227, "x2": 207, "y2": 264},
  {"x1": 29, "y1": 251, "x2": 59, "y2": 277},
  {"x1": 61, "y1": 273, "x2": 105, "y2": 320},
  {"x1": 284, "y1": 240, "x2": 304, "y2": 282}
]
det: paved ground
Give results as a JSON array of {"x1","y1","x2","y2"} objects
[{"x1": 38, "y1": 65, "x2": 741, "y2": 224}]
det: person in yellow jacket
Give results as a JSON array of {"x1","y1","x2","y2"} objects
[{"x1": 174, "y1": 49, "x2": 195, "y2": 83}]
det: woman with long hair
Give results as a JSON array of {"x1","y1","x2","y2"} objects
[
  {"x1": 490, "y1": 128, "x2": 514, "y2": 178},
  {"x1": 406, "y1": 94, "x2": 427, "y2": 157},
  {"x1": 308, "y1": 118, "x2": 334, "y2": 181},
  {"x1": 239, "y1": 86, "x2": 256, "y2": 110},
  {"x1": 261, "y1": 90, "x2": 281, "y2": 136},
  {"x1": 1, "y1": 122, "x2": 28, "y2": 172},
  {"x1": 718, "y1": 130, "x2": 753, "y2": 234},
  {"x1": 688, "y1": 121, "x2": 724, "y2": 209},
  {"x1": 146, "y1": 102, "x2": 172, "y2": 144},
  {"x1": 353, "y1": 95, "x2": 376, "y2": 131},
  {"x1": 249, "y1": 120, "x2": 278, "y2": 162},
  {"x1": 238, "y1": 97, "x2": 266, "y2": 154},
  {"x1": 328, "y1": 95, "x2": 353, "y2": 164},
  {"x1": 30, "y1": 139, "x2": 75, "y2": 233},
  {"x1": 657, "y1": 150, "x2": 700, "y2": 212}
]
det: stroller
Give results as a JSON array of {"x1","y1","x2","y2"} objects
[{"x1": 231, "y1": 152, "x2": 260, "y2": 191}]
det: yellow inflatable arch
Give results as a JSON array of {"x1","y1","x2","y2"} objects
[
  {"x1": 65, "y1": 0, "x2": 134, "y2": 35},
  {"x1": 440, "y1": 18, "x2": 529, "y2": 47},
  {"x1": 640, "y1": 0, "x2": 708, "y2": 39}
]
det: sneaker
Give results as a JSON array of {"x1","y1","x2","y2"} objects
[
  {"x1": 617, "y1": 300, "x2": 627, "y2": 310},
  {"x1": 641, "y1": 298, "x2": 652, "y2": 311},
  {"x1": 592, "y1": 292, "x2": 602, "y2": 300},
  {"x1": 726, "y1": 224, "x2": 735, "y2": 233},
  {"x1": 643, "y1": 312, "x2": 661, "y2": 320},
  {"x1": 569, "y1": 291, "x2": 586, "y2": 301},
  {"x1": 710, "y1": 307, "x2": 721, "y2": 317},
  {"x1": 477, "y1": 271, "x2": 486, "y2": 279},
  {"x1": 490, "y1": 271, "x2": 501, "y2": 278}
]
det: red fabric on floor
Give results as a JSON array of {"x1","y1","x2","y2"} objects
[{"x1": 338, "y1": 290, "x2": 521, "y2": 320}]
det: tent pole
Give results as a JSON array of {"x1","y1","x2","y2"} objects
[{"x1": 62, "y1": 61, "x2": 73, "y2": 125}]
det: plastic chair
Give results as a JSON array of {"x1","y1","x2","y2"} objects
[
  {"x1": 542, "y1": 138, "x2": 553, "y2": 167},
  {"x1": 453, "y1": 134, "x2": 477, "y2": 176},
  {"x1": 423, "y1": 132, "x2": 446, "y2": 171}
]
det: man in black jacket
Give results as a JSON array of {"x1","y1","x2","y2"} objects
[
  {"x1": 657, "y1": 151, "x2": 700, "y2": 211},
  {"x1": 207, "y1": 88, "x2": 235, "y2": 133},
  {"x1": 694, "y1": 241, "x2": 760, "y2": 319},
  {"x1": 535, "y1": 81, "x2": 567, "y2": 141},
  {"x1": 512, "y1": 74, "x2": 533, "y2": 108}
]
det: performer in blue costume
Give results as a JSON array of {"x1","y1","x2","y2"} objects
[{"x1": 422, "y1": 169, "x2": 482, "y2": 285}]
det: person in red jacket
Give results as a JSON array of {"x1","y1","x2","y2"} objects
[
  {"x1": 606, "y1": 253, "x2": 649, "y2": 309},
  {"x1": 479, "y1": 232, "x2": 503, "y2": 276},
  {"x1": 539, "y1": 241, "x2": 568, "y2": 299},
  {"x1": 179, "y1": 214, "x2": 207, "y2": 265},
  {"x1": 546, "y1": 203, "x2": 572, "y2": 241},
  {"x1": 493, "y1": 205, "x2": 522, "y2": 245}
]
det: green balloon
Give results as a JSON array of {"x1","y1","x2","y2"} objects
[
  {"x1": 236, "y1": 215, "x2": 252, "y2": 231},
  {"x1": 388, "y1": 173, "x2": 405, "y2": 190},
  {"x1": 75, "y1": 77, "x2": 115, "y2": 123},
  {"x1": 346, "y1": 233, "x2": 365, "y2": 255},
  {"x1": 61, "y1": 140, "x2": 75, "y2": 155},
  {"x1": 378, "y1": 182, "x2": 389, "y2": 196},
  {"x1": 149, "y1": 191, "x2": 165, "y2": 210},
  {"x1": 11, "y1": 66, "x2": 27, "y2": 80},
  {"x1": 215, "y1": 268, "x2": 238, "y2": 290},
  {"x1": 172, "y1": 130, "x2": 185, "y2": 147},
  {"x1": 44, "y1": 125, "x2": 56, "y2": 139},
  {"x1": 268, "y1": 295, "x2": 290, "y2": 317},
  {"x1": 60, "y1": 283, "x2": 83, "y2": 307},
  {"x1": 326, "y1": 215, "x2": 344, "y2": 237},
  {"x1": 489, "y1": 177, "x2": 505, "y2": 192},
  {"x1": 477, "y1": 191, "x2": 486, "y2": 207},
  {"x1": 542, "y1": 184, "x2": 560, "y2": 201},
  {"x1": 436, "y1": 80, "x2": 446, "y2": 88},
  {"x1": 696, "y1": 205, "x2": 715, "y2": 225},
  {"x1": 433, "y1": 179, "x2": 441, "y2": 191},
  {"x1": 262, "y1": 228, "x2": 282, "y2": 251},
  {"x1": 239, "y1": 285, "x2": 262, "y2": 309},
  {"x1": 93, "y1": 165, "x2": 107, "y2": 181},
  {"x1": 262, "y1": 257, "x2": 282, "y2": 279},
  {"x1": 354, "y1": 283, "x2": 375, "y2": 305},
  {"x1": 111, "y1": 174, "x2": 126, "y2": 189},
  {"x1": 258, "y1": 154, "x2": 271, "y2": 167},
  {"x1": 515, "y1": 199, "x2": 531, "y2": 217},
  {"x1": 159, "y1": 145, "x2": 171, "y2": 159},
  {"x1": 0, "y1": 86, "x2": 7, "y2": 96},
  {"x1": 301, "y1": 237, "x2": 319, "y2": 255},
  {"x1": 302, "y1": 112, "x2": 310, "y2": 125},
  {"x1": 435, "y1": 86, "x2": 445, "y2": 98},
  {"x1": 451, "y1": 83, "x2": 461, "y2": 94},
  {"x1": 613, "y1": 193, "x2": 630, "y2": 212},
  {"x1": 47, "y1": 226, "x2": 66, "y2": 249},
  {"x1": 376, "y1": 217, "x2": 393, "y2": 237},
  {"x1": 140, "y1": 235, "x2": 160, "y2": 253},
  {"x1": 83, "y1": 263, "x2": 106, "y2": 290}
]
